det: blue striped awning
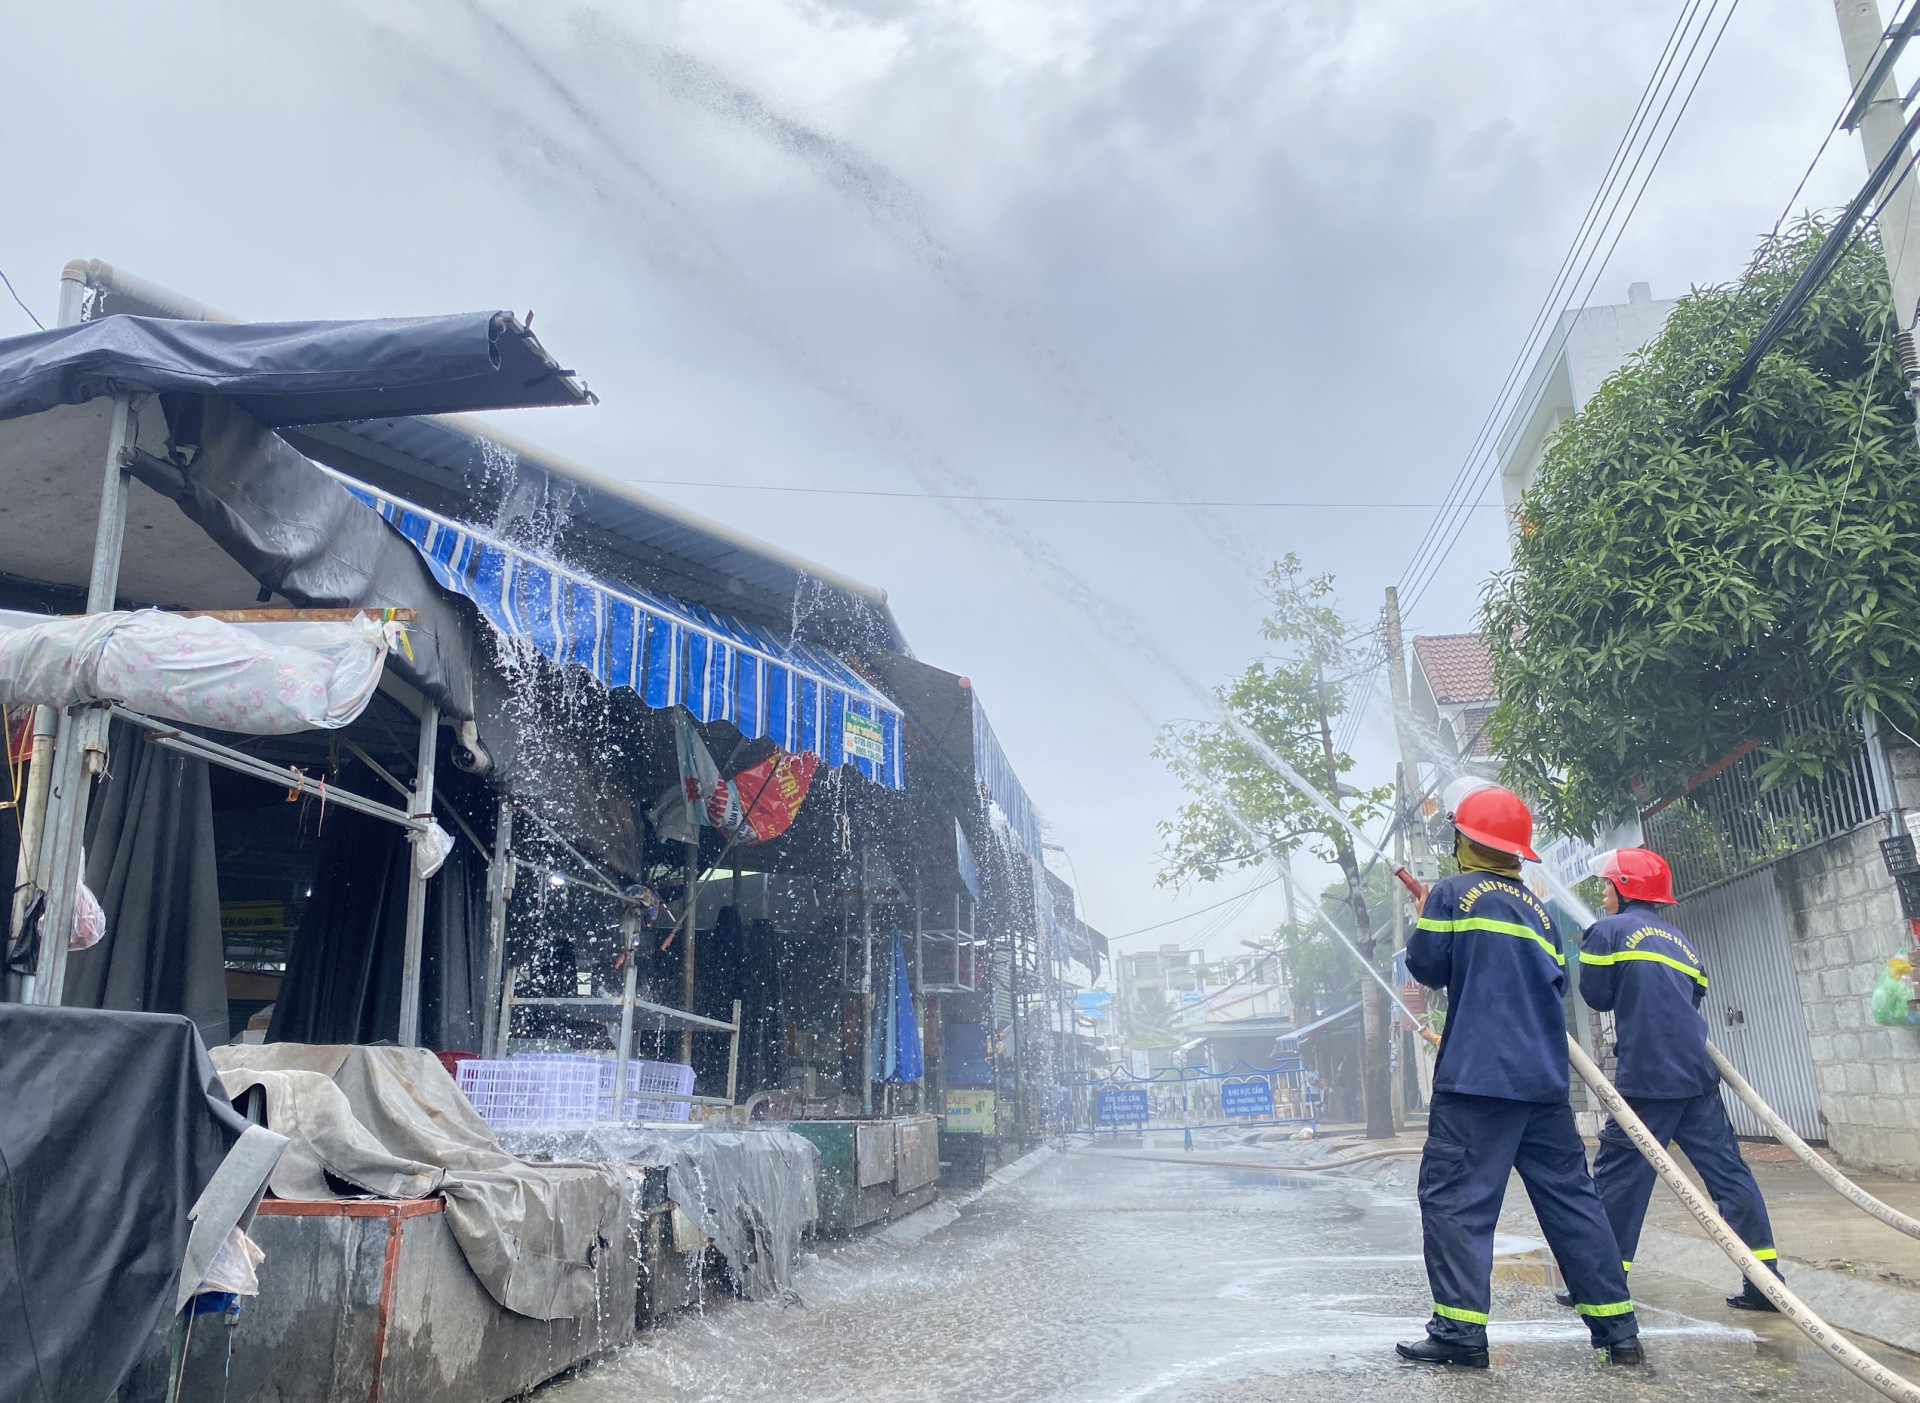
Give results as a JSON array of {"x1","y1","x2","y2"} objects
[{"x1": 332, "y1": 470, "x2": 904, "y2": 789}]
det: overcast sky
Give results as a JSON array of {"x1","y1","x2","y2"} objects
[{"x1": 0, "y1": 0, "x2": 1880, "y2": 969}]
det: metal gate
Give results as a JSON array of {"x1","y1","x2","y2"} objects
[
  {"x1": 1061, "y1": 1061, "x2": 1317, "y2": 1135},
  {"x1": 1674, "y1": 866, "x2": 1824, "y2": 1141}
]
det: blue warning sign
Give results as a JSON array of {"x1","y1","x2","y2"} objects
[
  {"x1": 1097, "y1": 1087, "x2": 1150, "y2": 1125},
  {"x1": 1221, "y1": 1078, "x2": 1275, "y2": 1119}
]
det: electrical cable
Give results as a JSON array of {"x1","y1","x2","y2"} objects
[
  {"x1": 0, "y1": 267, "x2": 43, "y2": 331},
  {"x1": 1392, "y1": 0, "x2": 1721, "y2": 604},
  {"x1": 1726, "y1": 103, "x2": 1920, "y2": 397},
  {"x1": 1108, "y1": 872, "x2": 1285, "y2": 940},
  {"x1": 623, "y1": 479, "x2": 1498, "y2": 508},
  {"x1": 1397, "y1": 0, "x2": 1743, "y2": 621}
]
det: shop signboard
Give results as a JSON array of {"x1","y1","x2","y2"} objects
[
  {"x1": 845, "y1": 712, "x2": 886, "y2": 763},
  {"x1": 945, "y1": 1089, "x2": 995, "y2": 1134},
  {"x1": 1221, "y1": 1077, "x2": 1275, "y2": 1120},
  {"x1": 1097, "y1": 1087, "x2": 1150, "y2": 1125}
]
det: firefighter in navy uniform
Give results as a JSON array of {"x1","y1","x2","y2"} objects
[
  {"x1": 1568, "y1": 847, "x2": 1783, "y2": 1312},
  {"x1": 1398, "y1": 784, "x2": 1642, "y2": 1369}
]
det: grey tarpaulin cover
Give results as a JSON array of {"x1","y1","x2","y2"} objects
[
  {"x1": 0, "y1": 312, "x2": 591, "y2": 427},
  {"x1": 136, "y1": 395, "x2": 478, "y2": 717},
  {"x1": 0, "y1": 1008, "x2": 284, "y2": 1403},
  {"x1": 212, "y1": 1044, "x2": 624, "y2": 1321},
  {"x1": 497, "y1": 1124, "x2": 819, "y2": 1299}
]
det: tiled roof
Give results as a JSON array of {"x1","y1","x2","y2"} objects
[{"x1": 1411, "y1": 633, "x2": 1497, "y2": 705}]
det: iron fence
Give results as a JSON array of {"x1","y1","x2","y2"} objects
[
  {"x1": 1644, "y1": 703, "x2": 1883, "y2": 898},
  {"x1": 1058, "y1": 1060, "x2": 1319, "y2": 1135}
]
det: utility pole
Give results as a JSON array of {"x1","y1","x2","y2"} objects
[
  {"x1": 1390, "y1": 762, "x2": 1408, "y2": 1132},
  {"x1": 1381, "y1": 587, "x2": 1433, "y2": 882},
  {"x1": 1834, "y1": 1, "x2": 1920, "y2": 413}
]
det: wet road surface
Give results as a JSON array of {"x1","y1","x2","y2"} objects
[{"x1": 548, "y1": 1143, "x2": 1913, "y2": 1403}]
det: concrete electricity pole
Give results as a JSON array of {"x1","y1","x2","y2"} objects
[
  {"x1": 1834, "y1": 1, "x2": 1920, "y2": 405},
  {"x1": 1381, "y1": 587, "x2": 1434, "y2": 882}
]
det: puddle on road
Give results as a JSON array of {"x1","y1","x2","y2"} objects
[{"x1": 545, "y1": 1147, "x2": 1908, "y2": 1403}]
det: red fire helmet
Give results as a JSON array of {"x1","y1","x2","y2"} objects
[
  {"x1": 1598, "y1": 847, "x2": 1676, "y2": 905},
  {"x1": 1450, "y1": 784, "x2": 1540, "y2": 862}
]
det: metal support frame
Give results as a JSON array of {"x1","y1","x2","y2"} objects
[
  {"x1": 111, "y1": 708, "x2": 422, "y2": 829},
  {"x1": 481, "y1": 800, "x2": 515, "y2": 1058},
  {"x1": 30, "y1": 397, "x2": 135, "y2": 1005},
  {"x1": 7, "y1": 705, "x2": 55, "y2": 951},
  {"x1": 396, "y1": 703, "x2": 439, "y2": 1047},
  {"x1": 679, "y1": 840, "x2": 699, "y2": 1067},
  {"x1": 503, "y1": 981, "x2": 743, "y2": 1116},
  {"x1": 859, "y1": 846, "x2": 874, "y2": 1114}
]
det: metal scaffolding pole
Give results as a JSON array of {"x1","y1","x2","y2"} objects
[
  {"x1": 30, "y1": 396, "x2": 135, "y2": 1006},
  {"x1": 396, "y1": 702, "x2": 440, "y2": 1047},
  {"x1": 481, "y1": 799, "x2": 515, "y2": 1058}
]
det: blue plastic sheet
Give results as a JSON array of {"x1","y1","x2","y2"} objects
[{"x1": 0, "y1": 312, "x2": 590, "y2": 427}]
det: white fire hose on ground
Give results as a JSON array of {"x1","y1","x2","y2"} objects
[
  {"x1": 1334, "y1": 880, "x2": 1920, "y2": 1398},
  {"x1": 1705, "y1": 1041, "x2": 1920, "y2": 1241},
  {"x1": 1568, "y1": 1037, "x2": 1920, "y2": 1403}
]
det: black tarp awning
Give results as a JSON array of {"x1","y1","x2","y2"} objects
[{"x1": 0, "y1": 313, "x2": 593, "y2": 427}]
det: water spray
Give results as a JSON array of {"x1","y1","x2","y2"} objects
[
  {"x1": 1274, "y1": 862, "x2": 1436, "y2": 1045},
  {"x1": 1259, "y1": 763, "x2": 1920, "y2": 1397}
]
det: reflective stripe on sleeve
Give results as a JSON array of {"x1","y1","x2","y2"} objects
[
  {"x1": 1578, "y1": 949, "x2": 1707, "y2": 987},
  {"x1": 1432, "y1": 1302, "x2": 1490, "y2": 1325},
  {"x1": 1574, "y1": 1299, "x2": 1636, "y2": 1317},
  {"x1": 1752, "y1": 1248, "x2": 1777, "y2": 1262},
  {"x1": 1417, "y1": 915, "x2": 1565, "y2": 966}
]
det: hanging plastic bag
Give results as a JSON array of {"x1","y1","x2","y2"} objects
[
  {"x1": 1871, "y1": 951, "x2": 1920, "y2": 1028},
  {"x1": 411, "y1": 818, "x2": 454, "y2": 880},
  {"x1": 196, "y1": 1227, "x2": 266, "y2": 1297},
  {"x1": 69, "y1": 879, "x2": 105, "y2": 951}
]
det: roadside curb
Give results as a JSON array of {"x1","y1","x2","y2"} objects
[{"x1": 1637, "y1": 1225, "x2": 1920, "y2": 1355}]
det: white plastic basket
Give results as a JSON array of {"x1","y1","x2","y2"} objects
[
  {"x1": 501, "y1": 1053, "x2": 698, "y2": 1123},
  {"x1": 455, "y1": 1057, "x2": 603, "y2": 1129},
  {"x1": 619, "y1": 1059, "x2": 697, "y2": 1123}
]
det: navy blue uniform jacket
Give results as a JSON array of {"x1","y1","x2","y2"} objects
[
  {"x1": 1578, "y1": 904, "x2": 1715, "y2": 1099},
  {"x1": 1406, "y1": 871, "x2": 1570, "y2": 1103}
]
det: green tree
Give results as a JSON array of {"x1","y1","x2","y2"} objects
[
  {"x1": 1265, "y1": 866, "x2": 1397, "y2": 1017},
  {"x1": 1155, "y1": 557, "x2": 1397, "y2": 1136},
  {"x1": 1484, "y1": 219, "x2": 1920, "y2": 835}
]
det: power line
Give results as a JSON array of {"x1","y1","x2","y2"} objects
[
  {"x1": 1726, "y1": 107, "x2": 1920, "y2": 397},
  {"x1": 0, "y1": 267, "x2": 44, "y2": 331},
  {"x1": 1405, "y1": 0, "x2": 1739, "y2": 613},
  {"x1": 1399, "y1": 0, "x2": 1742, "y2": 620},
  {"x1": 1392, "y1": 0, "x2": 1716, "y2": 603},
  {"x1": 1109, "y1": 872, "x2": 1284, "y2": 940},
  {"x1": 624, "y1": 478, "x2": 1505, "y2": 509}
]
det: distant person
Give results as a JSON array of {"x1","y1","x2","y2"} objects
[
  {"x1": 1570, "y1": 847, "x2": 1782, "y2": 1313},
  {"x1": 1399, "y1": 783, "x2": 1641, "y2": 1369}
]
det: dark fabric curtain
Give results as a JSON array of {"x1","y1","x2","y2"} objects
[
  {"x1": 420, "y1": 836, "x2": 486, "y2": 1053},
  {"x1": 690, "y1": 907, "x2": 784, "y2": 1096},
  {"x1": 270, "y1": 806, "x2": 486, "y2": 1050},
  {"x1": 270, "y1": 808, "x2": 407, "y2": 1045},
  {"x1": 65, "y1": 722, "x2": 227, "y2": 1049}
]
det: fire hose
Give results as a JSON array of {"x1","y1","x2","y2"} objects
[
  {"x1": 1372, "y1": 869, "x2": 1920, "y2": 1397},
  {"x1": 1704, "y1": 1041, "x2": 1920, "y2": 1241},
  {"x1": 1568, "y1": 1037, "x2": 1920, "y2": 1403}
]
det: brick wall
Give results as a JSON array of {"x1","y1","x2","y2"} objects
[{"x1": 1776, "y1": 822, "x2": 1920, "y2": 1177}]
